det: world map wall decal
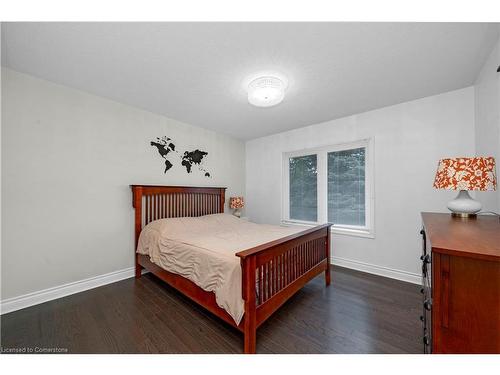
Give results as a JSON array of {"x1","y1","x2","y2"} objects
[{"x1": 150, "y1": 136, "x2": 211, "y2": 177}]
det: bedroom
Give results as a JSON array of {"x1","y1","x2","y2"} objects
[{"x1": 1, "y1": 1, "x2": 499, "y2": 373}]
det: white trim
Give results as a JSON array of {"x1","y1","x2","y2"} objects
[
  {"x1": 282, "y1": 220, "x2": 375, "y2": 239},
  {"x1": 0, "y1": 267, "x2": 144, "y2": 315},
  {"x1": 281, "y1": 219, "x2": 317, "y2": 227},
  {"x1": 331, "y1": 256, "x2": 421, "y2": 285},
  {"x1": 1, "y1": 257, "x2": 419, "y2": 315},
  {"x1": 330, "y1": 226, "x2": 375, "y2": 239}
]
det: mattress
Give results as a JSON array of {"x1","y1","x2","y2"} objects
[{"x1": 136, "y1": 213, "x2": 304, "y2": 325}]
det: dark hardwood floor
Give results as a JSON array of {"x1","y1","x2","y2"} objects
[{"x1": 1, "y1": 266, "x2": 422, "y2": 354}]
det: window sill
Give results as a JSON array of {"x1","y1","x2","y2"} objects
[
  {"x1": 281, "y1": 220, "x2": 317, "y2": 228},
  {"x1": 330, "y1": 226, "x2": 375, "y2": 239},
  {"x1": 281, "y1": 220, "x2": 375, "y2": 239}
]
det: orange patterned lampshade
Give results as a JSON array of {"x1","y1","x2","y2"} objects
[
  {"x1": 229, "y1": 196, "x2": 245, "y2": 209},
  {"x1": 433, "y1": 157, "x2": 497, "y2": 191}
]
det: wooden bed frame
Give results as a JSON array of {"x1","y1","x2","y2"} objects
[{"x1": 131, "y1": 185, "x2": 331, "y2": 354}]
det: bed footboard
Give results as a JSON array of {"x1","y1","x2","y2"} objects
[{"x1": 236, "y1": 224, "x2": 331, "y2": 354}]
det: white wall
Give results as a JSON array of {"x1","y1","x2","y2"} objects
[
  {"x1": 246, "y1": 87, "x2": 475, "y2": 281},
  {"x1": 1, "y1": 68, "x2": 245, "y2": 300},
  {"x1": 474, "y1": 33, "x2": 500, "y2": 212}
]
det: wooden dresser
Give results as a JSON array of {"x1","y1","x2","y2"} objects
[{"x1": 420, "y1": 212, "x2": 500, "y2": 354}]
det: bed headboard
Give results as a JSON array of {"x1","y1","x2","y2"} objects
[{"x1": 131, "y1": 185, "x2": 226, "y2": 248}]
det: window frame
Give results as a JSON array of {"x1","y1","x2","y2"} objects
[{"x1": 282, "y1": 138, "x2": 375, "y2": 239}]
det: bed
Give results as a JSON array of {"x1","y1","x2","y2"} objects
[{"x1": 131, "y1": 185, "x2": 331, "y2": 354}]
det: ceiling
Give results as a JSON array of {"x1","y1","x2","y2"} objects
[{"x1": 2, "y1": 22, "x2": 499, "y2": 140}]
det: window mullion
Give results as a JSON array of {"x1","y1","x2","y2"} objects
[
  {"x1": 282, "y1": 156, "x2": 290, "y2": 221},
  {"x1": 317, "y1": 151, "x2": 327, "y2": 223}
]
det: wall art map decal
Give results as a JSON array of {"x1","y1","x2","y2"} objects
[{"x1": 150, "y1": 136, "x2": 211, "y2": 177}]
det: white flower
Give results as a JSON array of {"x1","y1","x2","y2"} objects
[
  {"x1": 447, "y1": 167, "x2": 456, "y2": 178},
  {"x1": 456, "y1": 180, "x2": 470, "y2": 190}
]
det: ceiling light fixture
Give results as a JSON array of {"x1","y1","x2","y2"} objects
[{"x1": 247, "y1": 76, "x2": 287, "y2": 107}]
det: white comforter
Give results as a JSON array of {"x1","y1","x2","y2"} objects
[{"x1": 136, "y1": 214, "x2": 304, "y2": 325}]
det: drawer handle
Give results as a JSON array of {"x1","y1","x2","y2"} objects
[
  {"x1": 420, "y1": 254, "x2": 431, "y2": 264},
  {"x1": 424, "y1": 299, "x2": 432, "y2": 311},
  {"x1": 423, "y1": 335, "x2": 430, "y2": 346},
  {"x1": 419, "y1": 315, "x2": 424, "y2": 322},
  {"x1": 420, "y1": 229, "x2": 427, "y2": 242}
]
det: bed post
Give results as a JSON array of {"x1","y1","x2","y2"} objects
[
  {"x1": 325, "y1": 226, "x2": 331, "y2": 286},
  {"x1": 132, "y1": 186, "x2": 144, "y2": 279},
  {"x1": 242, "y1": 255, "x2": 257, "y2": 354},
  {"x1": 219, "y1": 188, "x2": 225, "y2": 213}
]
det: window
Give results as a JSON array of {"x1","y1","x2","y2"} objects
[
  {"x1": 328, "y1": 148, "x2": 365, "y2": 226},
  {"x1": 289, "y1": 154, "x2": 317, "y2": 222},
  {"x1": 283, "y1": 139, "x2": 374, "y2": 238}
]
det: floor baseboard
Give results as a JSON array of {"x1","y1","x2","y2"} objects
[
  {"x1": 331, "y1": 256, "x2": 421, "y2": 285},
  {"x1": 1, "y1": 257, "x2": 419, "y2": 315},
  {"x1": 1, "y1": 267, "x2": 137, "y2": 315}
]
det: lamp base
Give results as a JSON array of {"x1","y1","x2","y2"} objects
[
  {"x1": 451, "y1": 212, "x2": 477, "y2": 219},
  {"x1": 447, "y1": 190, "x2": 482, "y2": 216},
  {"x1": 232, "y1": 208, "x2": 241, "y2": 218}
]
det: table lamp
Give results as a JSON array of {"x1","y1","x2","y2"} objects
[
  {"x1": 433, "y1": 157, "x2": 497, "y2": 217},
  {"x1": 229, "y1": 196, "x2": 244, "y2": 218}
]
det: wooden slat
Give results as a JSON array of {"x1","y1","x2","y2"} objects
[
  {"x1": 287, "y1": 250, "x2": 291, "y2": 285},
  {"x1": 274, "y1": 257, "x2": 278, "y2": 295},
  {"x1": 154, "y1": 194, "x2": 158, "y2": 221},
  {"x1": 259, "y1": 266, "x2": 263, "y2": 305},
  {"x1": 293, "y1": 248, "x2": 297, "y2": 281},
  {"x1": 298, "y1": 244, "x2": 305, "y2": 276},
  {"x1": 265, "y1": 262, "x2": 270, "y2": 302},
  {"x1": 148, "y1": 195, "x2": 152, "y2": 223},
  {"x1": 274, "y1": 255, "x2": 281, "y2": 291}
]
